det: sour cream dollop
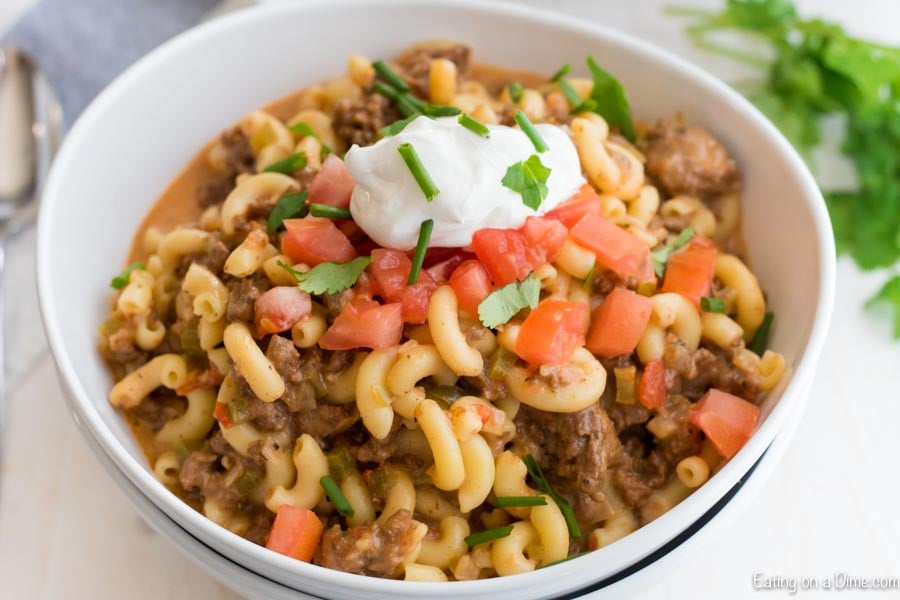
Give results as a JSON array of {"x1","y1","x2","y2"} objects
[{"x1": 345, "y1": 116, "x2": 586, "y2": 250}]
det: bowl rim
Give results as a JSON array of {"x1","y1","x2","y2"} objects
[{"x1": 37, "y1": 0, "x2": 836, "y2": 595}]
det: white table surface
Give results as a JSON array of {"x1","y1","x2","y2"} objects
[{"x1": 1, "y1": 1, "x2": 899, "y2": 598}]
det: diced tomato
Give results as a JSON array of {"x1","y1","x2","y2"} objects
[
  {"x1": 585, "y1": 287, "x2": 653, "y2": 358},
  {"x1": 425, "y1": 251, "x2": 475, "y2": 284},
  {"x1": 307, "y1": 154, "x2": 355, "y2": 208},
  {"x1": 449, "y1": 260, "x2": 494, "y2": 317},
  {"x1": 471, "y1": 228, "x2": 532, "y2": 286},
  {"x1": 638, "y1": 359, "x2": 668, "y2": 410},
  {"x1": 212, "y1": 402, "x2": 233, "y2": 429},
  {"x1": 545, "y1": 183, "x2": 603, "y2": 228},
  {"x1": 689, "y1": 389, "x2": 761, "y2": 459},
  {"x1": 175, "y1": 367, "x2": 225, "y2": 395},
  {"x1": 281, "y1": 217, "x2": 356, "y2": 266},
  {"x1": 514, "y1": 300, "x2": 589, "y2": 365},
  {"x1": 367, "y1": 249, "x2": 437, "y2": 323},
  {"x1": 254, "y1": 286, "x2": 312, "y2": 334},
  {"x1": 265, "y1": 506, "x2": 324, "y2": 562},
  {"x1": 569, "y1": 213, "x2": 655, "y2": 282},
  {"x1": 319, "y1": 297, "x2": 403, "y2": 350},
  {"x1": 520, "y1": 216, "x2": 568, "y2": 265},
  {"x1": 661, "y1": 238, "x2": 718, "y2": 306}
]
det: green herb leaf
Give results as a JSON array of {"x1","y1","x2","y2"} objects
[
  {"x1": 549, "y1": 64, "x2": 571, "y2": 82},
  {"x1": 372, "y1": 59, "x2": 410, "y2": 93},
  {"x1": 581, "y1": 263, "x2": 596, "y2": 290},
  {"x1": 514, "y1": 110, "x2": 549, "y2": 153},
  {"x1": 749, "y1": 311, "x2": 775, "y2": 355},
  {"x1": 397, "y1": 143, "x2": 440, "y2": 202},
  {"x1": 309, "y1": 203, "x2": 352, "y2": 220},
  {"x1": 110, "y1": 262, "x2": 145, "y2": 290},
  {"x1": 262, "y1": 152, "x2": 307, "y2": 175},
  {"x1": 700, "y1": 296, "x2": 726, "y2": 313},
  {"x1": 378, "y1": 115, "x2": 419, "y2": 138},
  {"x1": 267, "y1": 191, "x2": 309, "y2": 234},
  {"x1": 288, "y1": 122, "x2": 334, "y2": 156},
  {"x1": 502, "y1": 154, "x2": 552, "y2": 211},
  {"x1": 458, "y1": 112, "x2": 491, "y2": 138},
  {"x1": 279, "y1": 256, "x2": 373, "y2": 295},
  {"x1": 464, "y1": 525, "x2": 514, "y2": 548},
  {"x1": 650, "y1": 227, "x2": 695, "y2": 277},
  {"x1": 320, "y1": 475, "x2": 355, "y2": 517},
  {"x1": 557, "y1": 78, "x2": 583, "y2": 108},
  {"x1": 409, "y1": 219, "x2": 434, "y2": 285},
  {"x1": 495, "y1": 495, "x2": 548, "y2": 508},
  {"x1": 508, "y1": 81, "x2": 524, "y2": 103},
  {"x1": 523, "y1": 454, "x2": 581, "y2": 538},
  {"x1": 585, "y1": 56, "x2": 636, "y2": 141},
  {"x1": 478, "y1": 273, "x2": 540, "y2": 329},
  {"x1": 866, "y1": 276, "x2": 900, "y2": 338}
]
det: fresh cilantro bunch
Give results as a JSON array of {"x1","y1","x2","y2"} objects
[{"x1": 670, "y1": 0, "x2": 900, "y2": 336}]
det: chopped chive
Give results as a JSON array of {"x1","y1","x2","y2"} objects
[
  {"x1": 571, "y1": 98, "x2": 598, "y2": 114},
  {"x1": 495, "y1": 495, "x2": 548, "y2": 508},
  {"x1": 408, "y1": 219, "x2": 434, "y2": 285},
  {"x1": 549, "y1": 64, "x2": 572, "y2": 82},
  {"x1": 378, "y1": 115, "x2": 419, "y2": 138},
  {"x1": 508, "y1": 81, "x2": 524, "y2": 103},
  {"x1": 374, "y1": 81, "x2": 400, "y2": 100},
  {"x1": 267, "y1": 191, "x2": 309, "y2": 234},
  {"x1": 514, "y1": 110, "x2": 549, "y2": 153},
  {"x1": 374, "y1": 83, "x2": 421, "y2": 118},
  {"x1": 749, "y1": 311, "x2": 774, "y2": 355},
  {"x1": 458, "y1": 113, "x2": 491, "y2": 138},
  {"x1": 557, "y1": 78, "x2": 583, "y2": 108},
  {"x1": 372, "y1": 59, "x2": 410, "y2": 93},
  {"x1": 263, "y1": 152, "x2": 307, "y2": 175},
  {"x1": 464, "y1": 525, "x2": 514, "y2": 548},
  {"x1": 700, "y1": 296, "x2": 726, "y2": 313},
  {"x1": 397, "y1": 143, "x2": 440, "y2": 202},
  {"x1": 423, "y1": 104, "x2": 462, "y2": 117},
  {"x1": 523, "y1": 454, "x2": 581, "y2": 538},
  {"x1": 288, "y1": 122, "x2": 333, "y2": 156},
  {"x1": 309, "y1": 203, "x2": 352, "y2": 220},
  {"x1": 111, "y1": 262, "x2": 145, "y2": 290},
  {"x1": 541, "y1": 552, "x2": 588, "y2": 569},
  {"x1": 320, "y1": 475, "x2": 355, "y2": 517},
  {"x1": 651, "y1": 227, "x2": 695, "y2": 277}
]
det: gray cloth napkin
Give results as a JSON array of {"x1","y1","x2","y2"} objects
[
  {"x1": 1, "y1": 0, "x2": 222, "y2": 391},
  {"x1": 2, "y1": 0, "x2": 221, "y2": 123}
]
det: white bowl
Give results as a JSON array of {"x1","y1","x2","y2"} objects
[{"x1": 37, "y1": 0, "x2": 835, "y2": 598}]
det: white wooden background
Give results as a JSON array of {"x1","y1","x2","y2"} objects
[{"x1": 1, "y1": 1, "x2": 898, "y2": 598}]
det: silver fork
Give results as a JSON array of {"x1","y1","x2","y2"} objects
[{"x1": 0, "y1": 46, "x2": 62, "y2": 492}]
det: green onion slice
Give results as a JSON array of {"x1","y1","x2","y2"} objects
[
  {"x1": 700, "y1": 296, "x2": 726, "y2": 313},
  {"x1": 263, "y1": 152, "x2": 307, "y2": 175},
  {"x1": 397, "y1": 143, "x2": 440, "y2": 202},
  {"x1": 514, "y1": 110, "x2": 549, "y2": 153},
  {"x1": 423, "y1": 104, "x2": 462, "y2": 117},
  {"x1": 110, "y1": 262, "x2": 145, "y2": 290},
  {"x1": 320, "y1": 475, "x2": 355, "y2": 517},
  {"x1": 408, "y1": 219, "x2": 434, "y2": 285},
  {"x1": 557, "y1": 78, "x2": 583, "y2": 108},
  {"x1": 523, "y1": 454, "x2": 581, "y2": 538},
  {"x1": 309, "y1": 203, "x2": 352, "y2": 220},
  {"x1": 464, "y1": 525, "x2": 514, "y2": 548},
  {"x1": 749, "y1": 311, "x2": 774, "y2": 355},
  {"x1": 550, "y1": 64, "x2": 572, "y2": 82},
  {"x1": 372, "y1": 60, "x2": 410, "y2": 92},
  {"x1": 267, "y1": 191, "x2": 309, "y2": 234},
  {"x1": 508, "y1": 81, "x2": 524, "y2": 103},
  {"x1": 495, "y1": 495, "x2": 548, "y2": 508},
  {"x1": 458, "y1": 113, "x2": 491, "y2": 138}
]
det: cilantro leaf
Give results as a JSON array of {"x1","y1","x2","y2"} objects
[
  {"x1": 267, "y1": 191, "x2": 308, "y2": 235},
  {"x1": 378, "y1": 115, "x2": 418, "y2": 138},
  {"x1": 650, "y1": 227, "x2": 694, "y2": 278},
  {"x1": 478, "y1": 274, "x2": 541, "y2": 329},
  {"x1": 111, "y1": 262, "x2": 145, "y2": 290},
  {"x1": 279, "y1": 256, "x2": 373, "y2": 295},
  {"x1": 502, "y1": 155, "x2": 551, "y2": 211},
  {"x1": 701, "y1": 296, "x2": 726, "y2": 313},
  {"x1": 586, "y1": 57, "x2": 636, "y2": 141},
  {"x1": 866, "y1": 275, "x2": 900, "y2": 339}
]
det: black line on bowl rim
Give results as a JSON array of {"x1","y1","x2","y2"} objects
[{"x1": 551, "y1": 444, "x2": 770, "y2": 599}]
